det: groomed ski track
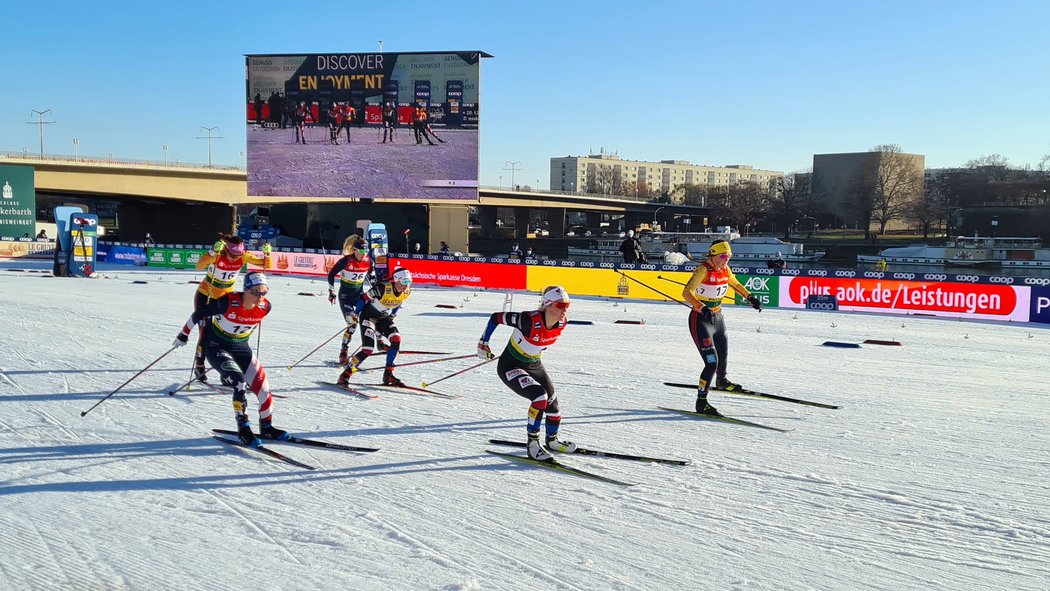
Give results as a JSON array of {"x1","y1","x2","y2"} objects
[{"x1": 0, "y1": 262, "x2": 1047, "y2": 590}]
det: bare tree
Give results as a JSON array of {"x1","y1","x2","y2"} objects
[
  {"x1": 671, "y1": 183, "x2": 707, "y2": 207},
  {"x1": 904, "y1": 180, "x2": 947, "y2": 239},
  {"x1": 868, "y1": 144, "x2": 923, "y2": 236},
  {"x1": 586, "y1": 164, "x2": 624, "y2": 195},
  {"x1": 710, "y1": 181, "x2": 769, "y2": 230},
  {"x1": 966, "y1": 154, "x2": 1011, "y2": 181},
  {"x1": 767, "y1": 172, "x2": 813, "y2": 239}
]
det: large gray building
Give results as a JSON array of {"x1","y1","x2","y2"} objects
[
  {"x1": 550, "y1": 153, "x2": 783, "y2": 198},
  {"x1": 812, "y1": 150, "x2": 925, "y2": 230}
]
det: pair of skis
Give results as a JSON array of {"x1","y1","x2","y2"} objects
[
  {"x1": 663, "y1": 382, "x2": 840, "y2": 410},
  {"x1": 316, "y1": 380, "x2": 456, "y2": 399},
  {"x1": 486, "y1": 439, "x2": 693, "y2": 487},
  {"x1": 212, "y1": 428, "x2": 379, "y2": 470}
]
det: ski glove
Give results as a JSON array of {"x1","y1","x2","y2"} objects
[
  {"x1": 477, "y1": 341, "x2": 494, "y2": 360},
  {"x1": 210, "y1": 239, "x2": 225, "y2": 255},
  {"x1": 173, "y1": 332, "x2": 189, "y2": 348},
  {"x1": 262, "y1": 243, "x2": 272, "y2": 256},
  {"x1": 328, "y1": 288, "x2": 337, "y2": 304},
  {"x1": 747, "y1": 294, "x2": 763, "y2": 311}
]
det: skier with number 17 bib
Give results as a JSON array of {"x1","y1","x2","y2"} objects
[
  {"x1": 681, "y1": 239, "x2": 762, "y2": 416},
  {"x1": 477, "y1": 285, "x2": 576, "y2": 461},
  {"x1": 172, "y1": 272, "x2": 286, "y2": 446}
]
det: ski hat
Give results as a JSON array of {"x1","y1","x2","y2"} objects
[
  {"x1": 243, "y1": 272, "x2": 268, "y2": 291},
  {"x1": 391, "y1": 267, "x2": 412, "y2": 285},
  {"x1": 709, "y1": 240, "x2": 732, "y2": 257},
  {"x1": 540, "y1": 285, "x2": 570, "y2": 309}
]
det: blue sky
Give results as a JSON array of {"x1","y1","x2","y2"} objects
[{"x1": 2, "y1": 0, "x2": 1048, "y2": 187}]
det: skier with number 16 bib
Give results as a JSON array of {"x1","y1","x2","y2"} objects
[{"x1": 477, "y1": 285, "x2": 576, "y2": 461}]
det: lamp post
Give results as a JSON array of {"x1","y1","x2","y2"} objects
[
  {"x1": 653, "y1": 206, "x2": 666, "y2": 230},
  {"x1": 72, "y1": 137, "x2": 79, "y2": 161},
  {"x1": 27, "y1": 109, "x2": 55, "y2": 158},
  {"x1": 162, "y1": 144, "x2": 169, "y2": 165},
  {"x1": 197, "y1": 126, "x2": 223, "y2": 167},
  {"x1": 503, "y1": 161, "x2": 521, "y2": 189}
]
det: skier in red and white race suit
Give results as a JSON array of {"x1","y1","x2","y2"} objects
[
  {"x1": 326, "y1": 234, "x2": 374, "y2": 364},
  {"x1": 335, "y1": 267, "x2": 413, "y2": 388},
  {"x1": 190, "y1": 234, "x2": 270, "y2": 382},
  {"x1": 173, "y1": 272, "x2": 285, "y2": 446},
  {"x1": 477, "y1": 285, "x2": 577, "y2": 461},
  {"x1": 681, "y1": 239, "x2": 763, "y2": 416}
]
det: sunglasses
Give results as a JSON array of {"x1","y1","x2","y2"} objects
[
  {"x1": 355, "y1": 248, "x2": 368, "y2": 254},
  {"x1": 714, "y1": 253, "x2": 731, "y2": 260},
  {"x1": 548, "y1": 300, "x2": 570, "y2": 310},
  {"x1": 248, "y1": 288, "x2": 269, "y2": 296}
]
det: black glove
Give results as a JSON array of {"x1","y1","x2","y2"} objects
[{"x1": 747, "y1": 294, "x2": 763, "y2": 311}]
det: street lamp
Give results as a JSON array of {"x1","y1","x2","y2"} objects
[
  {"x1": 72, "y1": 137, "x2": 79, "y2": 161},
  {"x1": 653, "y1": 206, "x2": 666, "y2": 230},
  {"x1": 162, "y1": 144, "x2": 169, "y2": 165}
]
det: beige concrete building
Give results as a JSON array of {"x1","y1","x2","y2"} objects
[
  {"x1": 812, "y1": 150, "x2": 925, "y2": 230},
  {"x1": 550, "y1": 153, "x2": 783, "y2": 199}
]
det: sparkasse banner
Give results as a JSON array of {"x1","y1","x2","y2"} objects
[{"x1": 0, "y1": 164, "x2": 36, "y2": 239}]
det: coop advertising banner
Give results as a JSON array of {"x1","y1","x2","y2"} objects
[
  {"x1": 0, "y1": 164, "x2": 35, "y2": 239},
  {"x1": 246, "y1": 51, "x2": 485, "y2": 201},
  {"x1": 778, "y1": 276, "x2": 1030, "y2": 321}
]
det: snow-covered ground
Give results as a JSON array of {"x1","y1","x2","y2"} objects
[{"x1": 1, "y1": 264, "x2": 1047, "y2": 591}]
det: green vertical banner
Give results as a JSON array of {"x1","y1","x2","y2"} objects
[
  {"x1": 0, "y1": 165, "x2": 36, "y2": 239},
  {"x1": 735, "y1": 274, "x2": 780, "y2": 308}
]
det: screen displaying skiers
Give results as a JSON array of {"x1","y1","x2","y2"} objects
[{"x1": 246, "y1": 51, "x2": 484, "y2": 200}]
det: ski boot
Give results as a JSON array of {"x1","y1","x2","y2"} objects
[
  {"x1": 382, "y1": 368, "x2": 406, "y2": 387},
  {"x1": 526, "y1": 433, "x2": 552, "y2": 461},
  {"x1": 236, "y1": 417, "x2": 260, "y2": 447},
  {"x1": 695, "y1": 396, "x2": 721, "y2": 416},
  {"x1": 260, "y1": 420, "x2": 290, "y2": 441},
  {"x1": 716, "y1": 377, "x2": 743, "y2": 392},
  {"x1": 546, "y1": 435, "x2": 578, "y2": 454}
]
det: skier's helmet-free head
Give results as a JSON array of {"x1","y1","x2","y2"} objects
[
  {"x1": 709, "y1": 240, "x2": 732, "y2": 258},
  {"x1": 540, "y1": 285, "x2": 570, "y2": 310},
  {"x1": 627, "y1": 229, "x2": 635, "y2": 237},
  {"x1": 391, "y1": 267, "x2": 412, "y2": 286},
  {"x1": 243, "y1": 272, "x2": 268, "y2": 292}
]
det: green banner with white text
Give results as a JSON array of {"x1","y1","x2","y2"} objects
[{"x1": 0, "y1": 165, "x2": 36, "y2": 239}]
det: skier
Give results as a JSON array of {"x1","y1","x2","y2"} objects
[
  {"x1": 381, "y1": 102, "x2": 397, "y2": 143},
  {"x1": 680, "y1": 239, "x2": 762, "y2": 415},
  {"x1": 326, "y1": 235, "x2": 373, "y2": 364},
  {"x1": 191, "y1": 235, "x2": 271, "y2": 382},
  {"x1": 340, "y1": 102, "x2": 356, "y2": 142},
  {"x1": 476, "y1": 285, "x2": 576, "y2": 461},
  {"x1": 327, "y1": 103, "x2": 342, "y2": 145},
  {"x1": 294, "y1": 102, "x2": 310, "y2": 144},
  {"x1": 335, "y1": 267, "x2": 413, "y2": 388},
  {"x1": 172, "y1": 272, "x2": 285, "y2": 446},
  {"x1": 412, "y1": 105, "x2": 435, "y2": 145}
]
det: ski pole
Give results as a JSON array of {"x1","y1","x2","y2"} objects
[
  {"x1": 168, "y1": 367, "x2": 214, "y2": 396},
  {"x1": 287, "y1": 326, "x2": 346, "y2": 371},
  {"x1": 421, "y1": 357, "x2": 496, "y2": 388},
  {"x1": 352, "y1": 354, "x2": 475, "y2": 373},
  {"x1": 81, "y1": 346, "x2": 178, "y2": 417},
  {"x1": 256, "y1": 321, "x2": 263, "y2": 358},
  {"x1": 657, "y1": 274, "x2": 687, "y2": 287},
  {"x1": 616, "y1": 271, "x2": 691, "y2": 308}
]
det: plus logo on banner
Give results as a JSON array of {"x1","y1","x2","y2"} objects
[{"x1": 1031, "y1": 287, "x2": 1050, "y2": 325}]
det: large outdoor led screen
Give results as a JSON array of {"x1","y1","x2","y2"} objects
[{"x1": 246, "y1": 51, "x2": 486, "y2": 200}]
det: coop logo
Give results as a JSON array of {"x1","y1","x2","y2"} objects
[
  {"x1": 864, "y1": 271, "x2": 884, "y2": 279},
  {"x1": 835, "y1": 270, "x2": 856, "y2": 278},
  {"x1": 781, "y1": 268, "x2": 800, "y2": 276},
  {"x1": 560, "y1": 261, "x2": 576, "y2": 267},
  {"x1": 756, "y1": 268, "x2": 774, "y2": 275},
  {"x1": 807, "y1": 269, "x2": 828, "y2": 277},
  {"x1": 579, "y1": 261, "x2": 595, "y2": 268},
  {"x1": 988, "y1": 276, "x2": 1014, "y2": 285},
  {"x1": 72, "y1": 217, "x2": 97, "y2": 226},
  {"x1": 923, "y1": 273, "x2": 947, "y2": 281},
  {"x1": 640, "y1": 264, "x2": 656, "y2": 270},
  {"x1": 892, "y1": 273, "x2": 916, "y2": 280},
  {"x1": 1024, "y1": 277, "x2": 1050, "y2": 286},
  {"x1": 490, "y1": 258, "x2": 504, "y2": 263},
  {"x1": 954, "y1": 274, "x2": 980, "y2": 283},
  {"x1": 599, "y1": 262, "x2": 614, "y2": 269},
  {"x1": 744, "y1": 277, "x2": 770, "y2": 291},
  {"x1": 661, "y1": 265, "x2": 677, "y2": 271},
  {"x1": 542, "y1": 260, "x2": 556, "y2": 266}
]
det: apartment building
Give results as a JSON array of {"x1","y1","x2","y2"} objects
[{"x1": 550, "y1": 153, "x2": 783, "y2": 197}]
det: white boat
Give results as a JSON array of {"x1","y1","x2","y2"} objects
[
  {"x1": 657, "y1": 228, "x2": 824, "y2": 262},
  {"x1": 857, "y1": 236, "x2": 1050, "y2": 269},
  {"x1": 567, "y1": 227, "x2": 825, "y2": 264}
]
